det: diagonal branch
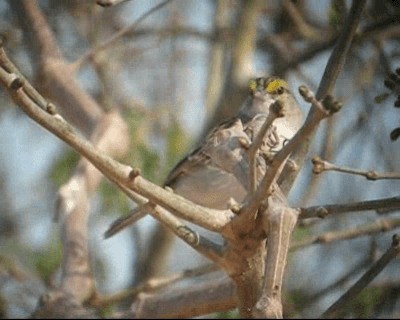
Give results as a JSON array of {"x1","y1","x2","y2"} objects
[
  {"x1": 0, "y1": 47, "x2": 229, "y2": 262},
  {"x1": 322, "y1": 234, "x2": 400, "y2": 319}
]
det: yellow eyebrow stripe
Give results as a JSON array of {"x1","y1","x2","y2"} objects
[{"x1": 266, "y1": 79, "x2": 288, "y2": 94}]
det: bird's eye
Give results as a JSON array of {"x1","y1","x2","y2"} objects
[{"x1": 276, "y1": 86, "x2": 285, "y2": 95}]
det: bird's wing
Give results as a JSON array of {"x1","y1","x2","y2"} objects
[{"x1": 164, "y1": 117, "x2": 239, "y2": 187}]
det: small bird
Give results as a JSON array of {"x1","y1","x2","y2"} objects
[{"x1": 105, "y1": 77, "x2": 303, "y2": 238}]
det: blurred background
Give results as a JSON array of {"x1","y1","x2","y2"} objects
[{"x1": 0, "y1": 0, "x2": 400, "y2": 318}]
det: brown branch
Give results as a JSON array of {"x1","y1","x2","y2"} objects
[
  {"x1": 254, "y1": 198, "x2": 299, "y2": 318},
  {"x1": 89, "y1": 264, "x2": 218, "y2": 308},
  {"x1": 312, "y1": 156, "x2": 400, "y2": 180},
  {"x1": 0, "y1": 48, "x2": 228, "y2": 265},
  {"x1": 299, "y1": 196, "x2": 400, "y2": 219},
  {"x1": 0, "y1": 53, "x2": 234, "y2": 233},
  {"x1": 322, "y1": 234, "x2": 400, "y2": 319},
  {"x1": 128, "y1": 276, "x2": 236, "y2": 318},
  {"x1": 128, "y1": 175, "x2": 235, "y2": 232}
]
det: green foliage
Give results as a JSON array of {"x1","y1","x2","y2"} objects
[
  {"x1": 98, "y1": 179, "x2": 130, "y2": 216},
  {"x1": 291, "y1": 225, "x2": 310, "y2": 242},
  {"x1": 215, "y1": 309, "x2": 240, "y2": 319},
  {"x1": 164, "y1": 119, "x2": 190, "y2": 179},
  {"x1": 374, "y1": 93, "x2": 390, "y2": 104},
  {"x1": 123, "y1": 108, "x2": 161, "y2": 182},
  {"x1": 98, "y1": 304, "x2": 114, "y2": 318},
  {"x1": 328, "y1": 1, "x2": 346, "y2": 30},
  {"x1": 34, "y1": 238, "x2": 62, "y2": 284},
  {"x1": 346, "y1": 287, "x2": 385, "y2": 318},
  {"x1": 49, "y1": 148, "x2": 80, "y2": 186}
]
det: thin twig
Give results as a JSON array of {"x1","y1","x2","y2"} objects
[
  {"x1": 247, "y1": 101, "x2": 283, "y2": 192},
  {"x1": 312, "y1": 156, "x2": 400, "y2": 180},
  {"x1": 299, "y1": 196, "x2": 400, "y2": 219},
  {"x1": 321, "y1": 234, "x2": 400, "y2": 319},
  {"x1": 90, "y1": 263, "x2": 219, "y2": 307}
]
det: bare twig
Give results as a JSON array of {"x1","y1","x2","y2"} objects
[
  {"x1": 299, "y1": 196, "x2": 400, "y2": 219},
  {"x1": 312, "y1": 156, "x2": 400, "y2": 180},
  {"x1": 128, "y1": 175, "x2": 235, "y2": 232},
  {"x1": 322, "y1": 234, "x2": 400, "y2": 319},
  {"x1": 90, "y1": 263, "x2": 218, "y2": 307}
]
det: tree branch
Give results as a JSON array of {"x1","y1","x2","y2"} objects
[
  {"x1": 299, "y1": 196, "x2": 400, "y2": 219},
  {"x1": 322, "y1": 234, "x2": 400, "y2": 319}
]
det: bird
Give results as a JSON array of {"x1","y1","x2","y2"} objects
[{"x1": 105, "y1": 76, "x2": 303, "y2": 238}]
